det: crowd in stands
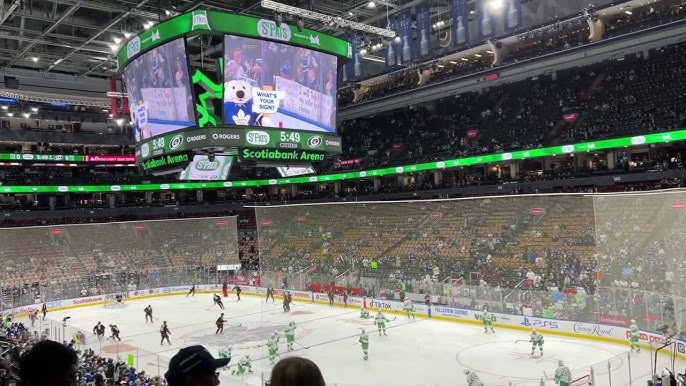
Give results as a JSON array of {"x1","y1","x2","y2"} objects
[
  {"x1": 338, "y1": 0, "x2": 686, "y2": 107},
  {"x1": 337, "y1": 41, "x2": 686, "y2": 173}
]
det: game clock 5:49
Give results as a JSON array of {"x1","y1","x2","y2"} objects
[{"x1": 280, "y1": 131, "x2": 301, "y2": 143}]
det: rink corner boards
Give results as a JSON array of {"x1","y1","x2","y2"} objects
[{"x1": 6, "y1": 284, "x2": 685, "y2": 361}]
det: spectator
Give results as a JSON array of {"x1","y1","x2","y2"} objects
[
  {"x1": 19, "y1": 340, "x2": 78, "y2": 386},
  {"x1": 268, "y1": 357, "x2": 325, "y2": 386},
  {"x1": 164, "y1": 346, "x2": 231, "y2": 386}
]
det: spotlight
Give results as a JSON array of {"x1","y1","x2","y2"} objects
[
  {"x1": 359, "y1": 48, "x2": 368, "y2": 56},
  {"x1": 31, "y1": 57, "x2": 39, "y2": 62},
  {"x1": 367, "y1": 0, "x2": 375, "y2": 8},
  {"x1": 124, "y1": 32, "x2": 132, "y2": 38},
  {"x1": 115, "y1": 118, "x2": 124, "y2": 125},
  {"x1": 113, "y1": 37, "x2": 122, "y2": 44},
  {"x1": 23, "y1": 113, "x2": 30, "y2": 118},
  {"x1": 394, "y1": 36, "x2": 401, "y2": 43}
]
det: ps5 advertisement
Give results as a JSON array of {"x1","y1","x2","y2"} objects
[{"x1": 223, "y1": 35, "x2": 337, "y2": 133}]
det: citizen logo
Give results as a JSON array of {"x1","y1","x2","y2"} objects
[{"x1": 279, "y1": 142, "x2": 298, "y2": 149}]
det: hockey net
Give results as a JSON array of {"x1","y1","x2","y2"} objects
[{"x1": 103, "y1": 294, "x2": 126, "y2": 308}]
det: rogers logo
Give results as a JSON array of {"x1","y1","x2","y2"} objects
[
  {"x1": 163, "y1": 288, "x2": 171, "y2": 293},
  {"x1": 73, "y1": 296, "x2": 103, "y2": 305}
]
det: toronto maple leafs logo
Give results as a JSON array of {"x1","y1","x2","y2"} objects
[{"x1": 232, "y1": 109, "x2": 251, "y2": 126}]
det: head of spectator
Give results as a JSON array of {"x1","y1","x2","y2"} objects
[
  {"x1": 268, "y1": 357, "x2": 325, "y2": 386},
  {"x1": 165, "y1": 345, "x2": 230, "y2": 386},
  {"x1": 19, "y1": 340, "x2": 79, "y2": 386}
]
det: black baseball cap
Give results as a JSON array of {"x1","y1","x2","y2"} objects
[{"x1": 165, "y1": 346, "x2": 231, "y2": 386}]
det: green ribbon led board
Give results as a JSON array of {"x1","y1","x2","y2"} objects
[
  {"x1": 2, "y1": 130, "x2": 684, "y2": 194},
  {"x1": 117, "y1": 9, "x2": 352, "y2": 69}
]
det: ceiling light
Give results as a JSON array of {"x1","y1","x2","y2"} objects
[
  {"x1": 124, "y1": 32, "x2": 132, "y2": 38},
  {"x1": 54, "y1": 59, "x2": 62, "y2": 65},
  {"x1": 1, "y1": 106, "x2": 7, "y2": 110},
  {"x1": 474, "y1": 53, "x2": 482, "y2": 57},
  {"x1": 486, "y1": 50, "x2": 494, "y2": 53},
  {"x1": 359, "y1": 48, "x2": 368, "y2": 56},
  {"x1": 394, "y1": 36, "x2": 401, "y2": 43},
  {"x1": 31, "y1": 57, "x2": 39, "y2": 62},
  {"x1": 165, "y1": 9, "x2": 171, "y2": 15},
  {"x1": 23, "y1": 113, "x2": 30, "y2": 118},
  {"x1": 349, "y1": 11, "x2": 353, "y2": 16},
  {"x1": 461, "y1": 57, "x2": 469, "y2": 61},
  {"x1": 489, "y1": 0, "x2": 503, "y2": 9},
  {"x1": 7, "y1": 113, "x2": 13, "y2": 117},
  {"x1": 624, "y1": 10, "x2": 633, "y2": 14},
  {"x1": 367, "y1": 0, "x2": 375, "y2": 8},
  {"x1": 469, "y1": 10, "x2": 475, "y2": 15},
  {"x1": 31, "y1": 107, "x2": 38, "y2": 112},
  {"x1": 113, "y1": 37, "x2": 122, "y2": 44},
  {"x1": 436, "y1": 64, "x2": 445, "y2": 68},
  {"x1": 110, "y1": 44, "x2": 119, "y2": 51},
  {"x1": 115, "y1": 118, "x2": 124, "y2": 125}
]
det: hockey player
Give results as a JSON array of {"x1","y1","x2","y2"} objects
[
  {"x1": 109, "y1": 324, "x2": 121, "y2": 341},
  {"x1": 222, "y1": 282, "x2": 229, "y2": 297},
  {"x1": 186, "y1": 284, "x2": 196, "y2": 297},
  {"x1": 359, "y1": 329, "x2": 369, "y2": 360},
  {"x1": 160, "y1": 321, "x2": 171, "y2": 345},
  {"x1": 342, "y1": 291, "x2": 349, "y2": 307},
  {"x1": 233, "y1": 285, "x2": 242, "y2": 301},
  {"x1": 216, "y1": 313, "x2": 226, "y2": 335},
  {"x1": 360, "y1": 307, "x2": 371, "y2": 319},
  {"x1": 266, "y1": 287, "x2": 275, "y2": 302},
  {"x1": 531, "y1": 328, "x2": 544, "y2": 356},
  {"x1": 464, "y1": 370, "x2": 484, "y2": 386},
  {"x1": 144, "y1": 305, "x2": 154, "y2": 323},
  {"x1": 403, "y1": 299, "x2": 416, "y2": 319},
  {"x1": 283, "y1": 291, "x2": 291, "y2": 312},
  {"x1": 266, "y1": 332, "x2": 280, "y2": 365},
  {"x1": 231, "y1": 355, "x2": 253, "y2": 379},
  {"x1": 284, "y1": 321, "x2": 297, "y2": 351},
  {"x1": 629, "y1": 319, "x2": 640, "y2": 352},
  {"x1": 213, "y1": 294, "x2": 225, "y2": 310},
  {"x1": 29, "y1": 310, "x2": 38, "y2": 327},
  {"x1": 93, "y1": 322, "x2": 105, "y2": 341},
  {"x1": 374, "y1": 311, "x2": 390, "y2": 336},
  {"x1": 554, "y1": 360, "x2": 571, "y2": 386},
  {"x1": 328, "y1": 290, "x2": 335, "y2": 306},
  {"x1": 218, "y1": 346, "x2": 232, "y2": 360},
  {"x1": 41, "y1": 303, "x2": 47, "y2": 318},
  {"x1": 482, "y1": 308, "x2": 495, "y2": 333}
]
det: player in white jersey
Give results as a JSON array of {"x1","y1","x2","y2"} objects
[
  {"x1": 284, "y1": 321, "x2": 297, "y2": 351},
  {"x1": 403, "y1": 299, "x2": 416, "y2": 319},
  {"x1": 554, "y1": 360, "x2": 571, "y2": 386},
  {"x1": 358, "y1": 329, "x2": 370, "y2": 360},
  {"x1": 374, "y1": 311, "x2": 390, "y2": 336},
  {"x1": 531, "y1": 328, "x2": 544, "y2": 356},
  {"x1": 482, "y1": 308, "x2": 495, "y2": 333},
  {"x1": 464, "y1": 370, "x2": 484, "y2": 386},
  {"x1": 629, "y1": 319, "x2": 640, "y2": 352}
]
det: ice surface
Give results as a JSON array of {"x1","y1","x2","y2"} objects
[{"x1": 37, "y1": 294, "x2": 682, "y2": 386}]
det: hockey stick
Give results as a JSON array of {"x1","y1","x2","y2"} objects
[
  {"x1": 543, "y1": 371, "x2": 550, "y2": 380},
  {"x1": 295, "y1": 342, "x2": 310, "y2": 349},
  {"x1": 206, "y1": 303, "x2": 216, "y2": 310},
  {"x1": 515, "y1": 340, "x2": 529, "y2": 344},
  {"x1": 227, "y1": 323, "x2": 242, "y2": 328}
]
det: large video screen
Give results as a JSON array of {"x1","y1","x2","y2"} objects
[
  {"x1": 124, "y1": 38, "x2": 196, "y2": 142},
  {"x1": 223, "y1": 35, "x2": 337, "y2": 133}
]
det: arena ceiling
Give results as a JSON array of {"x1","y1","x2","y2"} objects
[{"x1": 0, "y1": 0, "x2": 458, "y2": 78}]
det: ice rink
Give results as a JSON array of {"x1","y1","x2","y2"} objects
[{"x1": 34, "y1": 293, "x2": 683, "y2": 386}]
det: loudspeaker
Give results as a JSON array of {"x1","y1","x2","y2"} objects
[{"x1": 4, "y1": 77, "x2": 19, "y2": 89}]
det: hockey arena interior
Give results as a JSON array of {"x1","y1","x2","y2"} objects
[{"x1": 1, "y1": 0, "x2": 686, "y2": 385}]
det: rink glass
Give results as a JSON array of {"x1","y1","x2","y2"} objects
[{"x1": 3, "y1": 192, "x2": 686, "y2": 384}]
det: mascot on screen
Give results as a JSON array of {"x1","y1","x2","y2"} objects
[{"x1": 224, "y1": 80, "x2": 255, "y2": 126}]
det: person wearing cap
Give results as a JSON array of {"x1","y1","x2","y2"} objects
[{"x1": 165, "y1": 345, "x2": 231, "y2": 386}]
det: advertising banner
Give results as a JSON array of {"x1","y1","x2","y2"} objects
[
  {"x1": 398, "y1": 10, "x2": 414, "y2": 64},
  {"x1": 415, "y1": 2, "x2": 432, "y2": 59},
  {"x1": 179, "y1": 155, "x2": 233, "y2": 180},
  {"x1": 477, "y1": 0, "x2": 497, "y2": 40},
  {"x1": 136, "y1": 127, "x2": 342, "y2": 161},
  {"x1": 504, "y1": 0, "x2": 522, "y2": 31},
  {"x1": 118, "y1": 10, "x2": 351, "y2": 68},
  {"x1": 451, "y1": 0, "x2": 470, "y2": 47}
]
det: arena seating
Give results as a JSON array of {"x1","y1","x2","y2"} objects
[{"x1": 338, "y1": 1, "x2": 686, "y2": 107}]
